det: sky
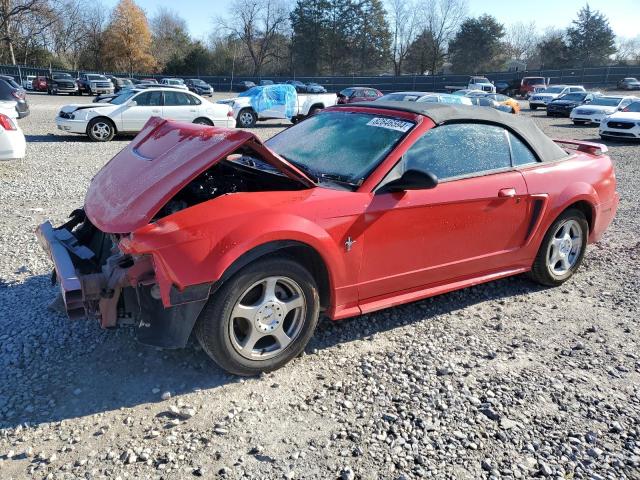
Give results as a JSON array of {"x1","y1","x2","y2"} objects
[{"x1": 104, "y1": 0, "x2": 640, "y2": 40}]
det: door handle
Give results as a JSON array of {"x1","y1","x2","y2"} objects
[
  {"x1": 151, "y1": 109, "x2": 160, "y2": 114},
  {"x1": 498, "y1": 188, "x2": 517, "y2": 198}
]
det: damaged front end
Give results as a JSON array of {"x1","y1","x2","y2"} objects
[
  {"x1": 36, "y1": 118, "x2": 315, "y2": 348},
  {"x1": 36, "y1": 209, "x2": 209, "y2": 348}
]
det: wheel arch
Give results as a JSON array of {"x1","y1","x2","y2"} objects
[{"x1": 215, "y1": 240, "x2": 331, "y2": 311}]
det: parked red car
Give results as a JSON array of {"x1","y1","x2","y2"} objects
[
  {"x1": 337, "y1": 86, "x2": 383, "y2": 104},
  {"x1": 37, "y1": 103, "x2": 618, "y2": 375},
  {"x1": 32, "y1": 76, "x2": 48, "y2": 92},
  {"x1": 519, "y1": 77, "x2": 548, "y2": 98}
]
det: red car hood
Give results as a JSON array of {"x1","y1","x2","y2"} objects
[{"x1": 85, "y1": 117, "x2": 314, "y2": 233}]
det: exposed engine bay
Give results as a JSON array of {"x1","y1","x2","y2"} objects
[{"x1": 155, "y1": 148, "x2": 306, "y2": 220}]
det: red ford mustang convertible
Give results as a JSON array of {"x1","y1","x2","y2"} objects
[{"x1": 38, "y1": 103, "x2": 619, "y2": 375}]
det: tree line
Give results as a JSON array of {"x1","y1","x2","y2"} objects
[{"x1": 1, "y1": 0, "x2": 639, "y2": 76}]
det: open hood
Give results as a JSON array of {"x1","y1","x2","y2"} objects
[
  {"x1": 84, "y1": 117, "x2": 314, "y2": 233},
  {"x1": 61, "y1": 103, "x2": 114, "y2": 113}
]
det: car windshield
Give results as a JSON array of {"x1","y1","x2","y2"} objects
[
  {"x1": 557, "y1": 93, "x2": 586, "y2": 101},
  {"x1": 53, "y1": 74, "x2": 72, "y2": 80},
  {"x1": 87, "y1": 75, "x2": 107, "y2": 81},
  {"x1": 624, "y1": 101, "x2": 640, "y2": 112},
  {"x1": 191, "y1": 79, "x2": 207, "y2": 85},
  {"x1": 265, "y1": 111, "x2": 414, "y2": 188},
  {"x1": 109, "y1": 90, "x2": 136, "y2": 105},
  {"x1": 472, "y1": 77, "x2": 490, "y2": 83},
  {"x1": 340, "y1": 88, "x2": 355, "y2": 96},
  {"x1": 591, "y1": 97, "x2": 622, "y2": 106},
  {"x1": 543, "y1": 87, "x2": 565, "y2": 94},
  {"x1": 523, "y1": 78, "x2": 545, "y2": 85}
]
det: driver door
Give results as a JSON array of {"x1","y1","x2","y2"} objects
[
  {"x1": 358, "y1": 123, "x2": 531, "y2": 303},
  {"x1": 121, "y1": 91, "x2": 163, "y2": 132}
]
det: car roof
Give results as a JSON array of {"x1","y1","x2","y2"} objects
[{"x1": 339, "y1": 101, "x2": 568, "y2": 162}]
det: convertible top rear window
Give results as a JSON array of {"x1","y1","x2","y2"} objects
[{"x1": 265, "y1": 111, "x2": 414, "y2": 187}]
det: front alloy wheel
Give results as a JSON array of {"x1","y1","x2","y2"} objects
[
  {"x1": 196, "y1": 257, "x2": 320, "y2": 376},
  {"x1": 87, "y1": 118, "x2": 115, "y2": 142}
]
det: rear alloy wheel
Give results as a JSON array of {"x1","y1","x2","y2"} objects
[
  {"x1": 529, "y1": 209, "x2": 588, "y2": 286},
  {"x1": 87, "y1": 118, "x2": 115, "y2": 142},
  {"x1": 196, "y1": 257, "x2": 320, "y2": 376},
  {"x1": 238, "y1": 109, "x2": 257, "y2": 128}
]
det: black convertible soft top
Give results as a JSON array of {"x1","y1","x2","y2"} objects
[{"x1": 337, "y1": 101, "x2": 568, "y2": 163}]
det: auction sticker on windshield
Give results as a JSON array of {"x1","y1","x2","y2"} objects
[{"x1": 366, "y1": 117, "x2": 413, "y2": 132}]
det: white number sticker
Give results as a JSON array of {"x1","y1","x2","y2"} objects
[{"x1": 366, "y1": 117, "x2": 413, "y2": 132}]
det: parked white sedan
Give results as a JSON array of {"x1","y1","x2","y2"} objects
[
  {"x1": 570, "y1": 95, "x2": 639, "y2": 125},
  {"x1": 0, "y1": 101, "x2": 26, "y2": 160},
  {"x1": 599, "y1": 101, "x2": 640, "y2": 140},
  {"x1": 56, "y1": 88, "x2": 235, "y2": 141}
]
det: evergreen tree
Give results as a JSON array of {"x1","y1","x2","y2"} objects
[
  {"x1": 566, "y1": 5, "x2": 616, "y2": 67},
  {"x1": 536, "y1": 33, "x2": 571, "y2": 69},
  {"x1": 448, "y1": 14, "x2": 505, "y2": 73}
]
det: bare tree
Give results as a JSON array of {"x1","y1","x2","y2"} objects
[
  {"x1": 420, "y1": 0, "x2": 467, "y2": 74},
  {"x1": 150, "y1": 7, "x2": 191, "y2": 71},
  {"x1": 615, "y1": 36, "x2": 640, "y2": 65},
  {"x1": 504, "y1": 21, "x2": 539, "y2": 62},
  {"x1": 218, "y1": 0, "x2": 290, "y2": 76},
  {"x1": 388, "y1": 0, "x2": 419, "y2": 75},
  {"x1": 1, "y1": 0, "x2": 50, "y2": 64}
]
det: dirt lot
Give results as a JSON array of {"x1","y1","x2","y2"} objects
[{"x1": 0, "y1": 92, "x2": 639, "y2": 480}]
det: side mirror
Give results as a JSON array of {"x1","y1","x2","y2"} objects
[
  {"x1": 377, "y1": 169, "x2": 438, "y2": 194},
  {"x1": 128, "y1": 100, "x2": 137, "y2": 107}
]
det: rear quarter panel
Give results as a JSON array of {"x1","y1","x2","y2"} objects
[{"x1": 519, "y1": 151, "x2": 617, "y2": 248}]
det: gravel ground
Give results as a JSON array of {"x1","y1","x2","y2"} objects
[{"x1": 0, "y1": 92, "x2": 639, "y2": 480}]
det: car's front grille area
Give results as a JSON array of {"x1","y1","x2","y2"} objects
[
  {"x1": 606, "y1": 121, "x2": 634, "y2": 130},
  {"x1": 575, "y1": 109, "x2": 594, "y2": 115},
  {"x1": 482, "y1": 86, "x2": 493, "y2": 92},
  {"x1": 94, "y1": 82, "x2": 111, "y2": 88},
  {"x1": 57, "y1": 82, "x2": 75, "y2": 89},
  {"x1": 602, "y1": 131, "x2": 637, "y2": 137}
]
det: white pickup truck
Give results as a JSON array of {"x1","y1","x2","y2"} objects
[
  {"x1": 218, "y1": 84, "x2": 337, "y2": 127},
  {"x1": 446, "y1": 76, "x2": 496, "y2": 94}
]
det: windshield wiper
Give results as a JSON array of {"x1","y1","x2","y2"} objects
[
  {"x1": 281, "y1": 157, "x2": 319, "y2": 183},
  {"x1": 319, "y1": 173, "x2": 360, "y2": 188}
]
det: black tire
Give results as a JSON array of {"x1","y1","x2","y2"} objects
[
  {"x1": 573, "y1": 121, "x2": 586, "y2": 125},
  {"x1": 193, "y1": 117, "x2": 213, "y2": 126},
  {"x1": 529, "y1": 208, "x2": 588, "y2": 287},
  {"x1": 195, "y1": 257, "x2": 320, "y2": 376},
  {"x1": 86, "y1": 117, "x2": 116, "y2": 142},
  {"x1": 237, "y1": 108, "x2": 257, "y2": 128},
  {"x1": 309, "y1": 106, "x2": 322, "y2": 116}
]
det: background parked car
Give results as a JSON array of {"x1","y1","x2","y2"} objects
[
  {"x1": 0, "y1": 75, "x2": 29, "y2": 118},
  {"x1": 107, "y1": 76, "x2": 134, "y2": 93},
  {"x1": 77, "y1": 73, "x2": 114, "y2": 95},
  {"x1": 518, "y1": 77, "x2": 548, "y2": 98},
  {"x1": 137, "y1": 78, "x2": 159, "y2": 84},
  {"x1": 235, "y1": 80, "x2": 255, "y2": 92},
  {"x1": 286, "y1": 80, "x2": 307, "y2": 93},
  {"x1": 185, "y1": 79, "x2": 214, "y2": 97},
  {"x1": 599, "y1": 100, "x2": 640, "y2": 140},
  {"x1": 466, "y1": 92, "x2": 520, "y2": 113},
  {"x1": 22, "y1": 75, "x2": 36, "y2": 90},
  {"x1": 32, "y1": 76, "x2": 48, "y2": 92},
  {"x1": 546, "y1": 92, "x2": 599, "y2": 117},
  {"x1": 570, "y1": 95, "x2": 639, "y2": 125},
  {"x1": 56, "y1": 87, "x2": 235, "y2": 142},
  {"x1": 529, "y1": 85, "x2": 586, "y2": 109},
  {"x1": 47, "y1": 73, "x2": 78, "y2": 95},
  {"x1": 466, "y1": 96, "x2": 506, "y2": 112},
  {"x1": 259, "y1": 80, "x2": 274, "y2": 86},
  {"x1": 337, "y1": 87, "x2": 383, "y2": 104},
  {"x1": 160, "y1": 78, "x2": 189, "y2": 90},
  {"x1": 306, "y1": 82, "x2": 326, "y2": 93},
  {"x1": 617, "y1": 78, "x2": 640, "y2": 90},
  {"x1": 0, "y1": 104, "x2": 26, "y2": 161},
  {"x1": 377, "y1": 91, "x2": 472, "y2": 105}
]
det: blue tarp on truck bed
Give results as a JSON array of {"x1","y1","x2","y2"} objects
[{"x1": 239, "y1": 84, "x2": 297, "y2": 118}]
